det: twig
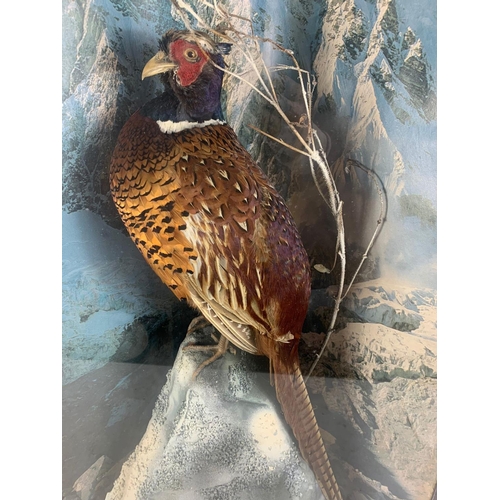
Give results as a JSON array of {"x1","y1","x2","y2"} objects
[
  {"x1": 247, "y1": 124, "x2": 311, "y2": 157},
  {"x1": 340, "y1": 160, "x2": 387, "y2": 300}
]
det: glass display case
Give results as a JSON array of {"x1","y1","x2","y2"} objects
[{"x1": 62, "y1": 1, "x2": 437, "y2": 499}]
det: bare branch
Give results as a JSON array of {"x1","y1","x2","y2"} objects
[
  {"x1": 305, "y1": 201, "x2": 346, "y2": 381},
  {"x1": 247, "y1": 124, "x2": 312, "y2": 158},
  {"x1": 340, "y1": 160, "x2": 387, "y2": 300}
]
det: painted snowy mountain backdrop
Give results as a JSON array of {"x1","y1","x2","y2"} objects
[
  {"x1": 62, "y1": 1, "x2": 436, "y2": 499},
  {"x1": 63, "y1": 0, "x2": 436, "y2": 287}
]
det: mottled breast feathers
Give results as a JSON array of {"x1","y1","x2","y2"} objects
[{"x1": 109, "y1": 113, "x2": 311, "y2": 354}]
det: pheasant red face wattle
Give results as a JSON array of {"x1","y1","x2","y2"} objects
[{"x1": 169, "y1": 39, "x2": 210, "y2": 87}]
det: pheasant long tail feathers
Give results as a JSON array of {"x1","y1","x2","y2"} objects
[{"x1": 271, "y1": 344, "x2": 343, "y2": 500}]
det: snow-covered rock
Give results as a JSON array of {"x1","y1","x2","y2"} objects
[
  {"x1": 72, "y1": 456, "x2": 114, "y2": 500},
  {"x1": 302, "y1": 282, "x2": 437, "y2": 500},
  {"x1": 339, "y1": 280, "x2": 436, "y2": 333},
  {"x1": 106, "y1": 322, "x2": 325, "y2": 500},
  {"x1": 62, "y1": 209, "x2": 177, "y2": 384},
  {"x1": 62, "y1": 282, "x2": 436, "y2": 500}
]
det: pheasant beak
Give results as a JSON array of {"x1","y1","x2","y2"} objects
[{"x1": 142, "y1": 51, "x2": 177, "y2": 80}]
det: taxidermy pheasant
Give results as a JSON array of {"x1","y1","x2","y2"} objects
[{"x1": 109, "y1": 29, "x2": 343, "y2": 500}]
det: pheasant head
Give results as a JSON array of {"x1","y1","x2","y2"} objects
[{"x1": 142, "y1": 29, "x2": 232, "y2": 122}]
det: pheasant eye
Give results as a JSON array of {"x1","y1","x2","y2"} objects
[{"x1": 184, "y1": 48, "x2": 199, "y2": 62}]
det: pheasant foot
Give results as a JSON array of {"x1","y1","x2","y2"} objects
[{"x1": 183, "y1": 335, "x2": 229, "y2": 379}]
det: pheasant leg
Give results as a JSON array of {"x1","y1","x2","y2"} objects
[
  {"x1": 186, "y1": 315, "x2": 211, "y2": 335},
  {"x1": 183, "y1": 335, "x2": 229, "y2": 379}
]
